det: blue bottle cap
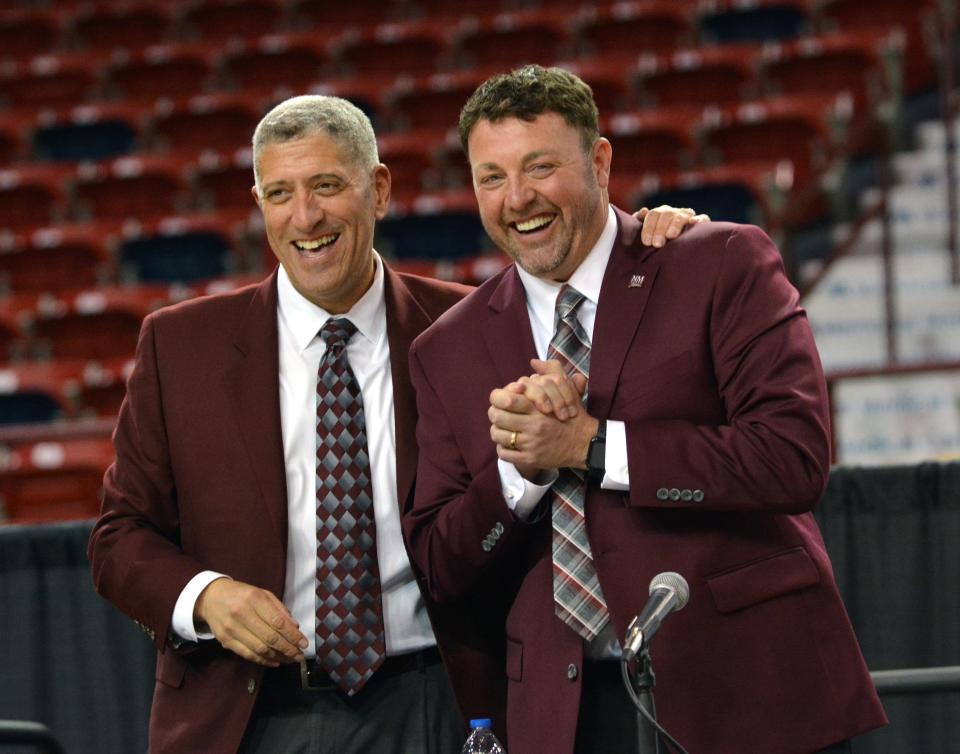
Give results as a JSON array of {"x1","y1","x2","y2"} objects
[{"x1": 469, "y1": 718, "x2": 492, "y2": 729}]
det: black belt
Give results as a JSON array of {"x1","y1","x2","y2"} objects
[{"x1": 263, "y1": 646, "x2": 442, "y2": 694}]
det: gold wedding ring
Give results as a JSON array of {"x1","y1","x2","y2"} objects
[{"x1": 508, "y1": 431, "x2": 519, "y2": 451}]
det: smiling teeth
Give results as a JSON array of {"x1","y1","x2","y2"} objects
[
  {"x1": 295, "y1": 234, "x2": 337, "y2": 250},
  {"x1": 515, "y1": 215, "x2": 553, "y2": 232}
]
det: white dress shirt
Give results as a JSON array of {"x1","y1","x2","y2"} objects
[
  {"x1": 498, "y1": 205, "x2": 630, "y2": 519},
  {"x1": 172, "y1": 254, "x2": 435, "y2": 656}
]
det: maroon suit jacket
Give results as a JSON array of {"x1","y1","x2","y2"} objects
[
  {"x1": 404, "y1": 210, "x2": 887, "y2": 754},
  {"x1": 87, "y1": 265, "x2": 505, "y2": 753}
]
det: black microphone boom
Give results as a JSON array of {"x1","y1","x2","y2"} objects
[{"x1": 622, "y1": 572, "x2": 690, "y2": 661}]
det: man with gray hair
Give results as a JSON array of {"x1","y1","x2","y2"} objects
[{"x1": 88, "y1": 93, "x2": 702, "y2": 753}]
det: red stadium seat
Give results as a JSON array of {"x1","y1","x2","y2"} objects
[
  {"x1": 0, "y1": 165, "x2": 70, "y2": 233},
  {"x1": 180, "y1": 0, "x2": 287, "y2": 43},
  {"x1": 31, "y1": 304, "x2": 146, "y2": 362},
  {"x1": 103, "y1": 43, "x2": 217, "y2": 103},
  {"x1": 759, "y1": 31, "x2": 889, "y2": 108},
  {"x1": 603, "y1": 106, "x2": 701, "y2": 191},
  {"x1": 69, "y1": 154, "x2": 193, "y2": 223},
  {"x1": 376, "y1": 131, "x2": 442, "y2": 201},
  {"x1": 452, "y1": 9, "x2": 573, "y2": 71},
  {"x1": 0, "y1": 10, "x2": 63, "y2": 63},
  {"x1": 0, "y1": 436, "x2": 115, "y2": 523},
  {"x1": 218, "y1": 33, "x2": 330, "y2": 95},
  {"x1": 192, "y1": 148, "x2": 257, "y2": 212},
  {"x1": 633, "y1": 44, "x2": 760, "y2": 108},
  {"x1": 556, "y1": 58, "x2": 635, "y2": 114},
  {"x1": 68, "y1": 4, "x2": 176, "y2": 52},
  {"x1": 290, "y1": 0, "x2": 405, "y2": 28},
  {"x1": 573, "y1": 2, "x2": 696, "y2": 61},
  {"x1": 0, "y1": 225, "x2": 115, "y2": 295},
  {"x1": 75, "y1": 355, "x2": 134, "y2": 418},
  {"x1": 385, "y1": 69, "x2": 487, "y2": 132},
  {"x1": 148, "y1": 93, "x2": 265, "y2": 154},
  {"x1": 0, "y1": 53, "x2": 102, "y2": 110},
  {"x1": 331, "y1": 20, "x2": 451, "y2": 81}
]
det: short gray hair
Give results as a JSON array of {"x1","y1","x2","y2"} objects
[{"x1": 251, "y1": 95, "x2": 379, "y2": 194}]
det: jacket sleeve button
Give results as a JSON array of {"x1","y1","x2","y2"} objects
[
  {"x1": 680, "y1": 489, "x2": 693, "y2": 501},
  {"x1": 567, "y1": 663, "x2": 578, "y2": 680},
  {"x1": 668, "y1": 488, "x2": 681, "y2": 501},
  {"x1": 692, "y1": 489, "x2": 705, "y2": 502},
  {"x1": 656, "y1": 487, "x2": 669, "y2": 501},
  {"x1": 247, "y1": 679, "x2": 257, "y2": 695}
]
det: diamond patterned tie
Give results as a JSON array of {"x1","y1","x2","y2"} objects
[
  {"x1": 315, "y1": 318, "x2": 385, "y2": 695},
  {"x1": 548, "y1": 285, "x2": 611, "y2": 641}
]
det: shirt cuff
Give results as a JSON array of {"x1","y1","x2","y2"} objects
[
  {"x1": 171, "y1": 571, "x2": 230, "y2": 643},
  {"x1": 498, "y1": 459, "x2": 558, "y2": 520},
  {"x1": 602, "y1": 420, "x2": 629, "y2": 491}
]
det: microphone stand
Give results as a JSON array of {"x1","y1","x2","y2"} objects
[{"x1": 631, "y1": 647, "x2": 660, "y2": 754}]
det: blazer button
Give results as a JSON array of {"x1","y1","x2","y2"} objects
[
  {"x1": 668, "y1": 488, "x2": 681, "y2": 501},
  {"x1": 567, "y1": 663, "x2": 578, "y2": 681},
  {"x1": 656, "y1": 488, "x2": 669, "y2": 501},
  {"x1": 247, "y1": 679, "x2": 257, "y2": 695},
  {"x1": 680, "y1": 489, "x2": 693, "y2": 502},
  {"x1": 692, "y1": 489, "x2": 705, "y2": 502},
  {"x1": 482, "y1": 540, "x2": 492, "y2": 552}
]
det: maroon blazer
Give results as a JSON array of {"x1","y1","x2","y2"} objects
[
  {"x1": 87, "y1": 265, "x2": 504, "y2": 753},
  {"x1": 404, "y1": 210, "x2": 887, "y2": 754}
]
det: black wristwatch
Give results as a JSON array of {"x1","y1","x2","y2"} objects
[{"x1": 585, "y1": 420, "x2": 606, "y2": 481}]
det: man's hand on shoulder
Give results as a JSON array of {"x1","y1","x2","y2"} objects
[
  {"x1": 195, "y1": 577, "x2": 308, "y2": 667},
  {"x1": 635, "y1": 205, "x2": 710, "y2": 248}
]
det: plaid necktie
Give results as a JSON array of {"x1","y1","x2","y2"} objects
[
  {"x1": 548, "y1": 285, "x2": 610, "y2": 641},
  {"x1": 315, "y1": 318, "x2": 385, "y2": 695}
]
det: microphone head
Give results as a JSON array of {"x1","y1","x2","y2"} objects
[{"x1": 648, "y1": 571, "x2": 690, "y2": 610}]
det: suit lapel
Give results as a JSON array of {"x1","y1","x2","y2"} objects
[
  {"x1": 481, "y1": 266, "x2": 539, "y2": 387},
  {"x1": 383, "y1": 265, "x2": 436, "y2": 517},
  {"x1": 589, "y1": 207, "x2": 660, "y2": 419},
  {"x1": 222, "y1": 271, "x2": 288, "y2": 553}
]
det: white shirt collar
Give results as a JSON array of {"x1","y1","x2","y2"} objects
[
  {"x1": 515, "y1": 204, "x2": 618, "y2": 329},
  {"x1": 276, "y1": 251, "x2": 386, "y2": 353}
]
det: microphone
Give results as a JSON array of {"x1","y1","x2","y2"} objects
[{"x1": 622, "y1": 572, "x2": 689, "y2": 662}]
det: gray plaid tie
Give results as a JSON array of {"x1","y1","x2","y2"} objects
[
  {"x1": 315, "y1": 318, "x2": 385, "y2": 695},
  {"x1": 548, "y1": 285, "x2": 610, "y2": 641}
]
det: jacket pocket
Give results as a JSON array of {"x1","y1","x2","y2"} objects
[
  {"x1": 706, "y1": 546, "x2": 820, "y2": 614},
  {"x1": 506, "y1": 637, "x2": 523, "y2": 682}
]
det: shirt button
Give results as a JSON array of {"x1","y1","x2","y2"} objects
[
  {"x1": 505, "y1": 490, "x2": 515, "y2": 500},
  {"x1": 247, "y1": 679, "x2": 257, "y2": 695},
  {"x1": 567, "y1": 663, "x2": 578, "y2": 681}
]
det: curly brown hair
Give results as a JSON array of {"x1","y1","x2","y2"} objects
[{"x1": 458, "y1": 65, "x2": 600, "y2": 157}]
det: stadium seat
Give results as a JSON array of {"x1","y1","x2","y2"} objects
[
  {"x1": 290, "y1": 0, "x2": 405, "y2": 27},
  {"x1": 117, "y1": 212, "x2": 248, "y2": 283},
  {"x1": 68, "y1": 4, "x2": 176, "y2": 52},
  {"x1": 31, "y1": 306, "x2": 145, "y2": 362},
  {"x1": 103, "y1": 43, "x2": 217, "y2": 103},
  {"x1": 75, "y1": 355, "x2": 134, "y2": 418},
  {"x1": 30, "y1": 101, "x2": 145, "y2": 162},
  {"x1": 180, "y1": 0, "x2": 287, "y2": 43},
  {"x1": 0, "y1": 435, "x2": 115, "y2": 523},
  {"x1": 148, "y1": 92, "x2": 266, "y2": 154},
  {"x1": 218, "y1": 33, "x2": 330, "y2": 95},
  {"x1": 0, "y1": 53, "x2": 102, "y2": 110},
  {"x1": 573, "y1": 2, "x2": 696, "y2": 61},
  {"x1": 558, "y1": 58, "x2": 637, "y2": 117},
  {"x1": 0, "y1": 164, "x2": 69, "y2": 232},
  {"x1": 0, "y1": 9, "x2": 63, "y2": 64},
  {"x1": 451, "y1": 9, "x2": 573, "y2": 71},
  {"x1": 0, "y1": 359, "x2": 87, "y2": 423},
  {"x1": 385, "y1": 70, "x2": 486, "y2": 132},
  {"x1": 331, "y1": 20, "x2": 451, "y2": 81},
  {"x1": 377, "y1": 188, "x2": 490, "y2": 261},
  {"x1": 633, "y1": 44, "x2": 760, "y2": 108},
  {"x1": 0, "y1": 224, "x2": 115, "y2": 295},
  {"x1": 192, "y1": 148, "x2": 256, "y2": 212},
  {"x1": 376, "y1": 131, "x2": 443, "y2": 200},
  {"x1": 70, "y1": 153, "x2": 192, "y2": 223},
  {"x1": 697, "y1": 0, "x2": 813, "y2": 44}
]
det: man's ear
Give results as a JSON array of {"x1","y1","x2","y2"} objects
[
  {"x1": 372, "y1": 164, "x2": 392, "y2": 220},
  {"x1": 250, "y1": 184, "x2": 262, "y2": 209},
  {"x1": 592, "y1": 137, "x2": 612, "y2": 190}
]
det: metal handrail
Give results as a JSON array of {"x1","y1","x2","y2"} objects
[
  {"x1": 871, "y1": 665, "x2": 960, "y2": 695},
  {"x1": 0, "y1": 720, "x2": 66, "y2": 754}
]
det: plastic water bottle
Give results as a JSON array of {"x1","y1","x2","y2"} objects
[{"x1": 461, "y1": 718, "x2": 505, "y2": 754}]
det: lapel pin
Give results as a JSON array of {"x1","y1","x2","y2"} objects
[{"x1": 629, "y1": 274, "x2": 645, "y2": 289}]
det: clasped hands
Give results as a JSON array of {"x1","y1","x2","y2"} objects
[{"x1": 489, "y1": 359, "x2": 600, "y2": 481}]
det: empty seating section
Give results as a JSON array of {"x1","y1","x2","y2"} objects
[{"x1": 0, "y1": 0, "x2": 942, "y2": 521}]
